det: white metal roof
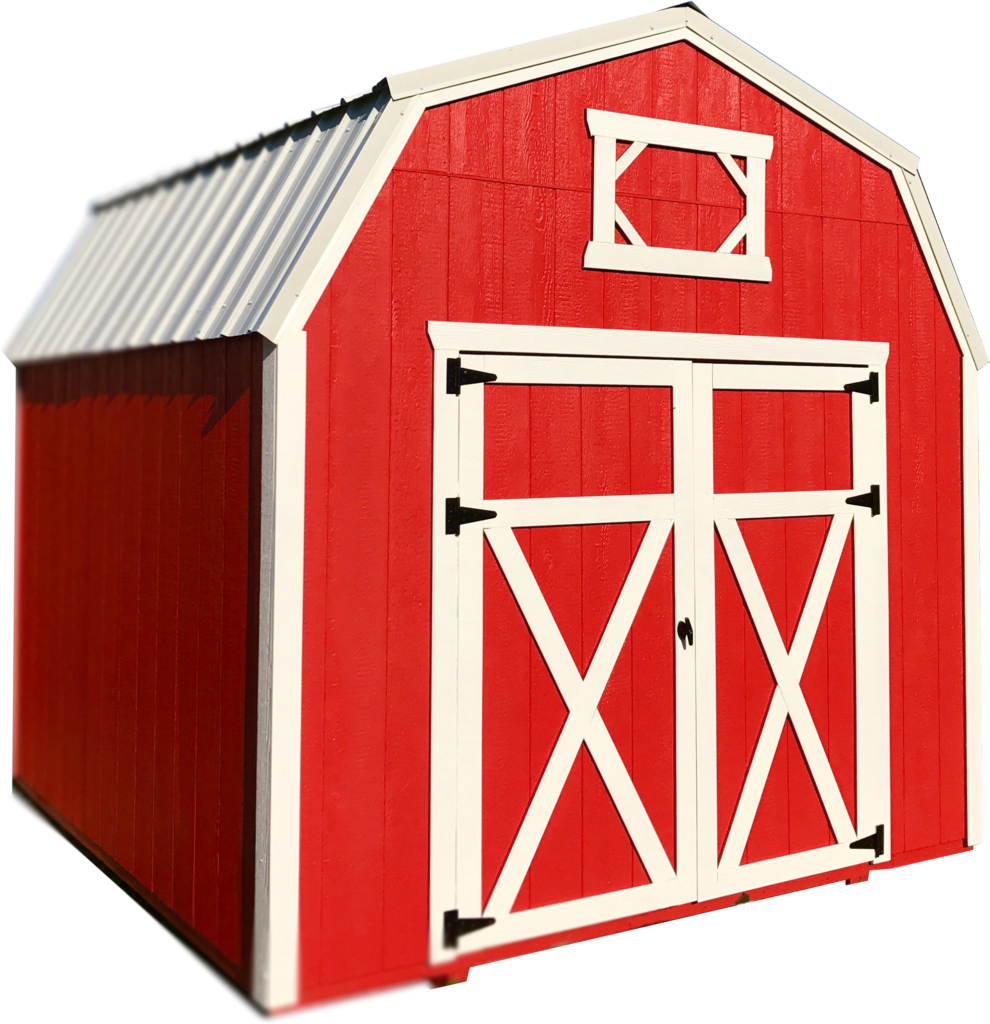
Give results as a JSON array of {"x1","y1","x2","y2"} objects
[
  {"x1": 6, "y1": 88, "x2": 388, "y2": 365},
  {"x1": 6, "y1": 5, "x2": 985, "y2": 369}
]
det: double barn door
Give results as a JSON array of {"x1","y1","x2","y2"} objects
[{"x1": 429, "y1": 327, "x2": 890, "y2": 963}]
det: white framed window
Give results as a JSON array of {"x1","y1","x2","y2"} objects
[{"x1": 584, "y1": 109, "x2": 773, "y2": 282}]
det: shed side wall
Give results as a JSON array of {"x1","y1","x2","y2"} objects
[
  {"x1": 300, "y1": 42, "x2": 968, "y2": 1000},
  {"x1": 14, "y1": 336, "x2": 264, "y2": 982}
]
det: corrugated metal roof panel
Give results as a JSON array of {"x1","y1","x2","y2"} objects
[{"x1": 6, "y1": 87, "x2": 389, "y2": 364}]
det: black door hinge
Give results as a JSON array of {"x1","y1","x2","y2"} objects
[
  {"x1": 677, "y1": 618, "x2": 694, "y2": 649},
  {"x1": 845, "y1": 484, "x2": 881, "y2": 517},
  {"x1": 447, "y1": 357, "x2": 498, "y2": 395},
  {"x1": 446, "y1": 497, "x2": 498, "y2": 536},
  {"x1": 444, "y1": 909, "x2": 496, "y2": 949},
  {"x1": 843, "y1": 372, "x2": 879, "y2": 403},
  {"x1": 850, "y1": 823, "x2": 885, "y2": 859}
]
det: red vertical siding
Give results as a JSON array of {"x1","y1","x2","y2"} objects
[
  {"x1": 300, "y1": 41, "x2": 970, "y2": 999},
  {"x1": 14, "y1": 336, "x2": 263, "y2": 983}
]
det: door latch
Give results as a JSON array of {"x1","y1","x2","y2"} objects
[{"x1": 677, "y1": 618, "x2": 694, "y2": 649}]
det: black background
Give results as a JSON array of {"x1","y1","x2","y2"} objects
[{"x1": 7, "y1": 4, "x2": 982, "y2": 1019}]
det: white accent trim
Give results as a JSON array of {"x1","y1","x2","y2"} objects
[
  {"x1": 586, "y1": 108, "x2": 773, "y2": 158},
  {"x1": 897, "y1": 171, "x2": 987, "y2": 369},
  {"x1": 613, "y1": 203, "x2": 647, "y2": 248},
  {"x1": 715, "y1": 514, "x2": 857, "y2": 873},
  {"x1": 614, "y1": 140, "x2": 647, "y2": 179},
  {"x1": 251, "y1": 342, "x2": 277, "y2": 1004},
  {"x1": 692, "y1": 361, "x2": 718, "y2": 904},
  {"x1": 481, "y1": 352, "x2": 686, "y2": 386},
  {"x1": 714, "y1": 842, "x2": 876, "y2": 893},
  {"x1": 713, "y1": 490, "x2": 869, "y2": 520},
  {"x1": 263, "y1": 95, "x2": 427, "y2": 343},
  {"x1": 717, "y1": 153, "x2": 750, "y2": 195},
  {"x1": 253, "y1": 328, "x2": 307, "y2": 1010},
  {"x1": 11, "y1": 366, "x2": 21, "y2": 774},
  {"x1": 963, "y1": 359, "x2": 983, "y2": 845},
  {"x1": 385, "y1": 7, "x2": 916, "y2": 172},
  {"x1": 716, "y1": 217, "x2": 749, "y2": 255},
  {"x1": 429, "y1": 347, "x2": 461, "y2": 964},
  {"x1": 711, "y1": 364, "x2": 867, "y2": 392},
  {"x1": 428, "y1": 321, "x2": 889, "y2": 368},
  {"x1": 584, "y1": 108, "x2": 772, "y2": 283},
  {"x1": 482, "y1": 494, "x2": 675, "y2": 528},
  {"x1": 851, "y1": 364, "x2": 891, "y2": 863},
  {"x1": 584, "y1": 243, "x2": 772, "y2": 283}
]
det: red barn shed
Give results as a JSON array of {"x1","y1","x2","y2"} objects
[{"x1": 8, "y1": 5, "x2": 984, "y2": 1012}]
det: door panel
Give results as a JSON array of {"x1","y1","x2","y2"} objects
[
  {"x1": 483, "y1": 383, "x2": 673, "y2": 500},
  {"x1": 697, "y1": 361, "x2": 889, "y2": 899},
  {"x1": 714, "y1": 515, "x2": 857, "y2": 865},
  {"x1": 481, "y1": 524, "x2": 678, "y2": 913},
  {"x1": 712, "y1": 389, "x2": 852, "y2": 493},
  {"x1": 432, "y1": 355, "x2": 696, "y2": 959}
]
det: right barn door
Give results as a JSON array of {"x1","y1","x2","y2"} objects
[{"x1": 693, "y1": 360, "x2": 891, "y2": 900}]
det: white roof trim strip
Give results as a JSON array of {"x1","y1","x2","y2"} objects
[
  {"x1": 6, "y1": 6, "x2": 984, "y2": 370},
  {"x1": 387, "y1": 7, "x2": 920, "y2": 173}
]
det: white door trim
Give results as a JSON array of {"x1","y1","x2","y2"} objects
[
  {"x1": 429, "y1": 326, "x2": 893, "y2": 964},
  {"x1": 428, "y1": 321, "x2": 889, "y2": 368}
]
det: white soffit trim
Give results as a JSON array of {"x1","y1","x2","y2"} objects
[{"x1": 382, "y1": 5, "x2": 985, "y2": 370}]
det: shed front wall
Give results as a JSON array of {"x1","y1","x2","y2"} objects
[
  {"x1": 14, "y1": 336, "x2": 265, "y2": 984},
  {"x1": 300, "y1": 42, "x2": 968, "y2": 1001}
]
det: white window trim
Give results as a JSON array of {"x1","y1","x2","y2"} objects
[{"x1": 585, "y1": 108, "x2": 773, "y2": 282}]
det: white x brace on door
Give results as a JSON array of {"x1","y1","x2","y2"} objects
[
  {"x1": 694, "y1": 361, "x2": 891, "y2": 900},
  {"x1": 429, "y1": 323, "x2": 891, "y2": 964}
]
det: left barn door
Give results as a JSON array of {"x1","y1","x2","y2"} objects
[{"x1": 430, "y1": 353, "x2": 697, "y2": 962}]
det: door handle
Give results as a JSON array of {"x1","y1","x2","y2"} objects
[{"x1": 677, "y1": 618, "x2": 694, "y2": 649}]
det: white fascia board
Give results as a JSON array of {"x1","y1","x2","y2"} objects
[
  {"x1": 387, "y1": 8, "x2": 687, "y2": 99},
  {"x1": 259, "y1": 94, "x2": 426, "y2": 343},
  {"x1": 899, "y1": 171, "x2": 987, "y2": 369},
  {"x1": 386, "y1": 7, "x2": 919, "y2": 173}
]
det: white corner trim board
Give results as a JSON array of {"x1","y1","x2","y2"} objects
[
  {"x1": 962, "y1": 359, "x2": 983, "y2": 847},
  {"x1": 252, "y1": 329, "x2": 307, "y2": 1010},
  {"x1": 11, "y1": 368, "x2": 21, "y2": 774}
]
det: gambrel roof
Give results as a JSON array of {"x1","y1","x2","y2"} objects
[{"x1": 7, "y1": 4, "x2": 985, "y2": 368}]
